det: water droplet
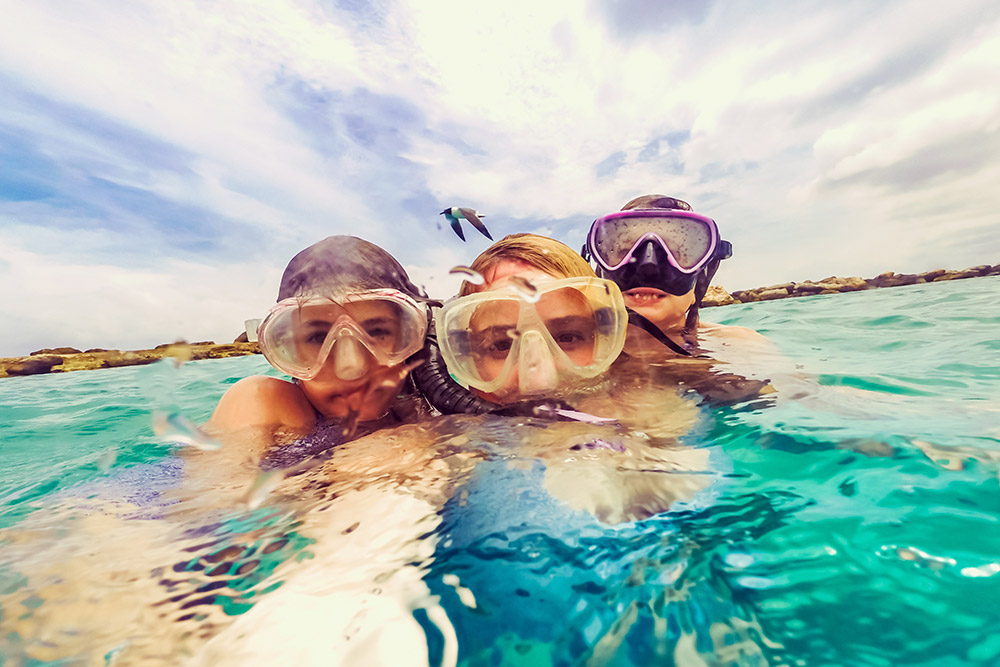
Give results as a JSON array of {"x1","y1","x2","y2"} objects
[
  {"x1": 244, "y1": 319, "x2": 261, "y2": 343},
  {"x1": 449, "y1": 265, "x2": 485, "y2": 285},
  {"x1": 508, "y1": 276, "x2": 540, "y2": 302},
  {"x1": 97, "y1": 448, "x2": 118, "y2": 472},
  {"x1": 152, "y1": 411, "x2": 221, "y2": 451},
  {"x1": 243, "y1": 469, "x2": 284, "y2": 509}
]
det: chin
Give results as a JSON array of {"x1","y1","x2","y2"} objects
[{"x1": 470, "y1": 387, "x2": 506, "y2": 405}]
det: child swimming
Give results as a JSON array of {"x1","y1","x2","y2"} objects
[
  {"x1": 584, "y1": 194, "x2": 766, "y2": 359},
  {"x1": 435, "y1": 233, "x2": 627, "y2": 405},
  {"x1": 207, "y1": 235, "x2": 434, "y2": 455}
]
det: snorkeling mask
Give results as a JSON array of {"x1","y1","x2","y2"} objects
[
  {"x1": 257, "y1": 289, "x2": 428, "y2": 381},
  {"x1": 435, "y1": 277, "x2": 627, "y2": 398},
  {"x1": 584, "y1": 210, "x2": 732, "y2": 295}
]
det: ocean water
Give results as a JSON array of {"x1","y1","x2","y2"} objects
[{"x1": 0, "y1": 276, "x2": 998, "y2": 665}]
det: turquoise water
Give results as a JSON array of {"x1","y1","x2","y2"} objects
[{"x1": 1, "y1": 276, "x2": 998, "y2": 665}]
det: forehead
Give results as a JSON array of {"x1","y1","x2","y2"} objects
[
  {"x1": 293, "y1": 299, "x2": 396, "y2": 321},
  {"x1": 479, "y1": 259, "x2": 559, "y2": 291}
]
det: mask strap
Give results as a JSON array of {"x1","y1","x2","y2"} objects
[{"x1": 626, "y1": 309, "x2": 693, "y2": 357}]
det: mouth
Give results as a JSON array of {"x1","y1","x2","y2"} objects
[{"x1": 623, "y1": 288, "x2": 668, "y2": 305}]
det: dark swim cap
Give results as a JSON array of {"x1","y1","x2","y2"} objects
[{"x1": 277, "y1": 235, "x2": 428, "y2": 302}]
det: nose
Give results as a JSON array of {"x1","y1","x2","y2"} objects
[
  {"x1": 517, "y1": 330, "x2": 558, "y2": 396},
  {"x1": 332, "y1": 335, "x2": 373, "y2": 381},
  {"x1": 636, "y1": 241, "x2": 664, "y2": 281}
]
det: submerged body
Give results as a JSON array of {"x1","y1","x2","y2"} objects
[{"x1": 5, "y1": 278, "x2": 999, "y2": 665}]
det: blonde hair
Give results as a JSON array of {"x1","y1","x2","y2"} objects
[{"x1": 459, "y1": 233, "x2": 595, "y2": 296}]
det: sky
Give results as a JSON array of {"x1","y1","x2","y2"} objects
[{"x1": 1, "y1": 0, "x2": 998, "y2": 357}]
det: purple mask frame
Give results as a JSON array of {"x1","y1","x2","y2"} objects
[{"x1": 587, "y1": 210, "x2": 721, "y2": 274}]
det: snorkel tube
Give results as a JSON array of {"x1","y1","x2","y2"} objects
[
  {"x1": 410, "y1": 318, "x2": 497, "y2": 415},
  {"x1": 410, "y1": 324, "x2": 598, "y2": 419}
]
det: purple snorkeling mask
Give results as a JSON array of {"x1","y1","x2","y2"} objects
[{"x1": 586, "y1": 210, "x2": 725, "y2": 274}]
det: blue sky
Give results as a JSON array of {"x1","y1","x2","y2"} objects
[{"x1": 1, "y1": 0, "x2": 998, "y2": 356}]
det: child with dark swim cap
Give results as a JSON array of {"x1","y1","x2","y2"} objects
[{"x1": 207, "y1": 236, "x2": 433, "y2": 441}]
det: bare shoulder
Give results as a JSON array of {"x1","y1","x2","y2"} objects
[
  {"x1": 207, "y1": 375, "x2": 317, "y2": 432},
  {"x1": 699, "y1": 321, "x2": 770, "y2": 343}
]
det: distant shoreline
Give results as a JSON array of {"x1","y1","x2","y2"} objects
[
  {"x1": 2, "y1": 263, "x2": 996, "y2": 378},
  {"x1": 0, "y1": 342, "x2": 261, "y2": 379},
  {"x1": 701, "y1": 263, "x2": 999, "y2": 307}
]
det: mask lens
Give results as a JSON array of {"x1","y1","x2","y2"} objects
[
  {"x1": 593, "y1": 214, "x2": 715, "y2": 270},
  {"x1": 467, "y1": 299, "x2": 520, "y2": 383},
  {"x1": 259, "y1": 293, "x2": 426, "y2": 379},
  {"x1": 260, "y1": 302, "x2": 347, "y2": 376},
  {"x1": 343, "y1": 298, "x2": 418, "y2": 356},
  {"x1": 537, "y1": 286, "x2": 599, "y2": 367},
  {"x1": 437, "y1": 278, "x2": 627, "y2": 395}
]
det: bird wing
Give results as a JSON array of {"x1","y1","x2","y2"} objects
[
  {"x1": 458, "y1": 208, "x2": 493, "y2": 240},
  {"x1": 449, "y1": 217, "x2": 466, "y2": 241}
]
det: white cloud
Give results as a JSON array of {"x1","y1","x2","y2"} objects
[
  {"x1": 0, "y1": 234, "x2": 278, "y2": 355},
  {"x1": 1, "y1": 0, "x2": 999, "y2": 354}
]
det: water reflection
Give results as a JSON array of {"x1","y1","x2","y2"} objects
[{"x1": 3, "y1": 279, "x2": 1000, "y2": 665}]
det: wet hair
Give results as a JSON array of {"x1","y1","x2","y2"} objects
[
  {"x1": 458, "y1": 233, "x2": 596, "y2": 297},
  {"x1": 278, "y1": 235, "x2": 428, "y2": 302},
  {"x1": 620, "y1": 195, "x2": 692, "y2": 212},
  {"x1": 619, "y1": 194, "x2": 722, "y2": 339}
]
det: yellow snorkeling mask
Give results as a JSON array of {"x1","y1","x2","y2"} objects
[{"x1": 435, "y1": 277, "x2": 627, "y2": 399}]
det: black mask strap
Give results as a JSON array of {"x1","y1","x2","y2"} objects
[{"x1": 626, "y1": 309, "x2": 693, "y2": 356}]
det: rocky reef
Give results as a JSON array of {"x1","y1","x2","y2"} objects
[
  {"x1": 702, "y1": 264, "x2": 1000, "y2": 307},
  {"x1": 2, "y1": 263, "x2": 996, "y2": 378},
  {"x1": 0, "y1": 341, "x2": 261, "y2": 379}
]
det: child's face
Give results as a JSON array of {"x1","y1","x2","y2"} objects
[
  {"x1": 466, "y1": 261, "x2": 603, "y2": 404},
  {"x1": 288, "y1": 300, "x2": 414, "y2": 420}
]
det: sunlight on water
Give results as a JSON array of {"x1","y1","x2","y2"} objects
[{"x1": 0, "y1": 277, "x2": 997, "y2": 665}]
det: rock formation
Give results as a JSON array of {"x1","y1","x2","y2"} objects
[
  {"x1": 714, "y1": 263, "x2": 999, "y2": 306},
  {"x1": 1, "y1": 342, "x2": 260, "y2": 378},
  {"x1": 1, "y1": 263, "x2": 996, "y2": 378}
]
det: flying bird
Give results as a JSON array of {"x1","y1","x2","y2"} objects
[{"x1": 440, "y1": 207, "x2": 493, "y2": 242}]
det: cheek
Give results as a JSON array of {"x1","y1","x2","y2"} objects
[
  {"x1": 477, "y1": 356, "x2": 505, "y2": 372},
  {"x1": 566, "y1": 348, "x2": 596, "y2": 365}
]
